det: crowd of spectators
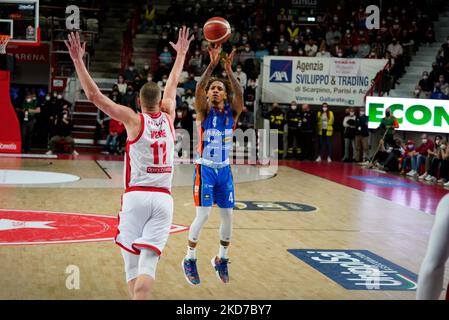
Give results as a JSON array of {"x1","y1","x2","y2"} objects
[
  {"x1": 415, "y1": 35, "x2": 449, "y2": 99},
  {"x1": 12, "y1": 91, "x2": 78, "y2": 155}
]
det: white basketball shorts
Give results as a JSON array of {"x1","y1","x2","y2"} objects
[{"x1": 115, "y1": 190, "x2": 173, "y2": 255}]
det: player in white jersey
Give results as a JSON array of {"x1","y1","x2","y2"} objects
[{"x1": 65, "y1": 28, "x2": 193, "y2": 299}]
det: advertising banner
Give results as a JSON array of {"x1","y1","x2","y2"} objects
[
  {"x1": 262, "y1": 56, "x2": 387, "y2": 107},
  {"x1": 366, "y1": 96, "x2": 449, "y2": 133}
]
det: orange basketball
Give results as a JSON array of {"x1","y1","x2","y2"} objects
[{"x1": 203, "y1": 17, "x2": 232, "y2": 44}]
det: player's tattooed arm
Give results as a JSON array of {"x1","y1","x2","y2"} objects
[
  {"x1": 223, "y1": 49, "x2": 244, "y2": 122},
  {"x1": 162, "y1": 26, "x2": 194, "y2": 122},
  {"x1": 65, "y1": 32, "x2": 140, "y2": 138},
  {"x1": 195, "y1": 43, "x2": 221, "y2": 121}
]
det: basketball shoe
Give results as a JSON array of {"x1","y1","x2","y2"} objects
[
  {"x1": 211, "y1": 256, "x2": 230, "y2": 283},
  {"x1": 182, "y1": 258, "x2": 200, "y2": 285}
]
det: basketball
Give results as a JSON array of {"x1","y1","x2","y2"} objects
[{"x1": 203, "y1": 17, "x2": 231, "y2": 44}]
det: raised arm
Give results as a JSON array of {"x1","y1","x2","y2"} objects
[
  {"x1": 161, "y1": 27, "x2": 194, "y2": 122},
  {"x1": 195, "y1": 43, "x2": 221, "y2": 121},
  {"x1": 65, "y1": 32, "x2": 140, "y2": 139},
  {"x1": 223, "y1": 49, "x2": 244, "y2": 122}
]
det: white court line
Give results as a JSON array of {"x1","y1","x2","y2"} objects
[{"x1": 0, "y1": 153, "x2": 57, "y2": 159}]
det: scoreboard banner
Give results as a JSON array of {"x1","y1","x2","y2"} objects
[{"x1": 261, "y1": 56, "x2": 387, "y2": 107}]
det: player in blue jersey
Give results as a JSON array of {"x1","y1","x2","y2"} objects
[{"x1": 182, "y1": 43, "x2": 243, "y2": 285}]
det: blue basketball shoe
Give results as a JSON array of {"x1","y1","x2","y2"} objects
[
  {"x1": 182, "y1": 258, "x2": 200, "y2": 285},
  {"x1": 211, "y1": 256, "x2": 230, "y2": 283}
]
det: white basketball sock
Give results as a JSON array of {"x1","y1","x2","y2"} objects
[
  {"x1": 186, "y1": 246, "x2": 197, "y2": 260},
  {"x1": 218, "y1": 245, "x2": 229, "y2": 259}
]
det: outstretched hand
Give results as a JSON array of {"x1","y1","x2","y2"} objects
[
  {"x1": 170, "y1": 26, "x2": 194, "y2": 56},
  {"x1": 64, "y1": 32, "x2": 86, "y2": 63},
  {"x1": 223, "y1": 48, "x2": 236, "y2": 71},
  {"x1": 207, "y1": 42, "x2": 222, "y2": 66}
]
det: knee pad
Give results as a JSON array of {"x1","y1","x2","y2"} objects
[
  {"x1": 188, "y1": 206, "x2": 212, "y2": 243},
  {"x1": 219, "y1": 208, "x2": 233, "y2": 242},
  {"x1": 138, "y1": 248, "x2": 159, "y2": 280}
]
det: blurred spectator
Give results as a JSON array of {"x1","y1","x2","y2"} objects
[
  {"x1": 286, "y1": 101, "x2": 301, "y2": 159},
  {"x1": 234, "y1": 64, "x2": 247, "y2": 89},
  {"x1": 237, "y1": 106, "x2": 254, "y2": 131},
  {"x1": 116, "y1": 75, "x2": 127, "y2": 95},
  {"x1": 104, "y1": 119, "x2": 125, "y2": 155},
  {"x1": 94, "y1": 109, "x2": 110, "y2": 145},
  {"x1": 424, "y1": 26, "x2": 436, "y2": 45},
  {"x1": 182, "y1": 88, "x2": 195, "y2": 110},
  {"x1": 316, "y1": 103, "x2": 334, "y2": 163},
  {"x1": 325, "y1": 25, "x2": 341, "y2": 47},
  {"x1": 400, "y1": 139, "x2": 416, "y2": 174},
  {"x1": 422, "y1": 136, "x2": 444, "y2": 183},
  {"x1": 264, "y1": 103, "x2": 286, "y2": 158},
  {"x1": 188, "y1": 49, "x2": 205, "y2": 76},
  {"x1": 229, "y1": 26, "x2": 241, "y2": 46},
  {"x1": 139, "y1": 62, "x2": 151, "y2": 79},
  {"x1": 46, "y1": 110, "x2": 77, "y2": 155},
  {"x1": 305, "y1": 38, "x2": 318, "y2": 57},
  {"x1": 299, "y1": 103, "x2": 315, "y2": 161},
  {"x1": 355, "y1": 107, "x2": 369, "y2": 163},
  {"x1": 21, "y1": 94, "x2": 40, "y2": 153},
  {"x1": 430, "y1": 83, "x2": 449, "y2": 99},
  {"x1": 238, "y1": 44, "x2": 255, "y2": 66},
  {"x1": 415, "y1": 71, "x2": 434, "y2": 98},
  {"x1": 183, "y1": 73, "x2": 197, "y2": 92},
  {"x1": 109, "y1": 89, "x2": 122, "y2": 105},
  {"x1": 159, "y1": 46, "x2": 173, "y2": 66},
  {"x1": 287, "y1": 21, "x2": 299, "y2": 42},
  {"x1": 387, "y1": 38, "x2": 404, "y2": 76},
  {"x1": 124, "y1": 63, "x2": 139, "y2": 82},
  {"x1": 407, "y1": 133, "x2": 434, "y2": 177},
  {"x1": 342, "y1": 108, "x2": 356, "y2": 162},
  {"x1": 122, "y1": 85, "x2": 138, "y2": 112},
  {"x1": 277, "y1": 35, "x2": 289, "y2": 54},
  {"x1": 378, "y1": 107, "x2": 399, "y2": 148},
  {"x1": 175, "y1": 103, "x2": 194, "y2": 136},
  {"x1": 373, "y1": 138, "x2": 404, "y2": 172},
  {"x1": 437, "y1": 75, "x2": 449, "y2": 96},
  {"x1": 316, "y1": 41, "x2": 331, "y2": 57},
  {"x1": 158, "y1": 74, "x2": 169, "y2": 94}
]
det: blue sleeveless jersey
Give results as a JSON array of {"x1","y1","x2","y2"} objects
[{"x1": 196, "y1": 103, "x2": 235, "y2": 167}]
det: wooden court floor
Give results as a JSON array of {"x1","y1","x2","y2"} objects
[{"x1": 0, "y1": 158, "x2": 446, "y2": 299}]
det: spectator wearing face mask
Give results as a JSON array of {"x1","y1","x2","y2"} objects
[
  {"x1": 20, "y1": 94, "x2": 40, "y2": 153},
  {"x1": 237, "y1": 106, "x2": 254, "y2": 133},
  {"x1": 286, "y1": 101, "x2": 301, "y2": 159},
  {"x1": 430, "y1": 83, "x2": 449, "y2": 100},
  {"x1": 159, "y1": 46, "x2": 173, "y2": 66},
  {"x1": 139, "y1": 62, "x2": 151, "y2": 79},
  {"x1": 355, "y1": 108, "x2": 369, "y2": 163},
  {"x1": 378, "y1": 108, "x2": 399, "y2": 148},
  {"x1": 244, "y1": 79, "x2": 257, "y2": 112},
  {"x1": 157, "y1": 75, "x2": 169, "y2": 93},
  {"x1": 387, "y1": 38, "x2": 404, "y2": 76},
  {"x1": 109, "y1": 89, "x2": 122, "y2": 105},
  {"x1": 188, "y1": 49, "x2": 204, "y2": 76},
  {"x1": 423, "y1": 136, "x2": 445, "y2": 183},
  {"x1": 262, "y1": 25, "x2": 276, "y2": 48},
  {"x1": 416, "y1": 71, "x2": 434, "y2": 98},
  {"x1": 316, "y1": 40, "x2": 331, "y2": 57},
  {"x1": 272, "y1": 45, "x2": 280, "y2": 56},
  {"x1": 419, "y1": 135, "x2": 441, "y2": 180},
  {"x1": 342, "y1": 108, "x2": 357, "y2": 162},
  {"x1": 124, "y1": 63, "x2": 139, "y2": 83},
  {"x1": 407, "y1": 134, "x2": 434, "y2": 177},
  {"x1": 325, "y1": 25, "x2": 341, "y2": 47},
  {"x1": 305, "y1": 38, "x2": 318, "y2": 57},
  {"x1": 182, "y1": 88, "x2": 195, "y2": 110},
  {"x1": 233, "y1": 64, "x2": 247, "y2": 89},
  {"x1": 46, "y1": 110, "x2": 77, "y2": 155},
  {"x1": 316, "y1": 103, "x2": 334, "y2": 163},
  {"x1": 157, "y1": 31, "x2": 170, "y2": 53},
  {"x1": 146, "y1": 73, "x2": 154, "y2": 83},
  {"x1": 436, "y1": 75, "x2": 449, "y2": 96},
  {"x1": 122, "y1": 85, "x2": 138, "y2": 112},
  {"x1": 238, "y1": 44, "x2": 255, "y2": 66},
  {"x1": 440, "y1": 142, "x2": 449, "y2": 187},
  {"x1": 276, "y1": 35, "x2": 289, "y2": 54},
  {"x1": 287, "y1": 21, "x2": 299, "y2": 42},
  {"x1": 400, "y1": 140, "x2": 416, "y2": 175}
]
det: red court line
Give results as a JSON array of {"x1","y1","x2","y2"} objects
[{"x1": 281, "y1": 160, "x2": 449, "y2": 215}]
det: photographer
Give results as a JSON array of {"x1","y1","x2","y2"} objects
[{"x1": 46, "y1": 109, "x2": 77, "y2": 155}]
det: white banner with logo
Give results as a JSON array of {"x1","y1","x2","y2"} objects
[
  {"x1": 261, "y1": 56, "x2": 387, "y2": 107},
  {"x1": 366, "y1": 96, "x2": 449, "y2": 133}
]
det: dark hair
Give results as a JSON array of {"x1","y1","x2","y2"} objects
[{"x1": 205, "y1": 77, "x2": 232, "y2": 95}]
